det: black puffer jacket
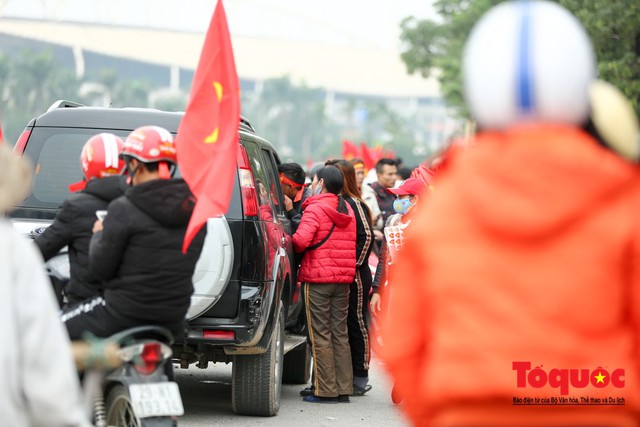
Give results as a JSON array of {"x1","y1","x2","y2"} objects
[
  {"x1": 35, "y1": 176, "x2": 126, "y2": 303},
  {"x1": 89, "y1": 178, "x2": 205, "y2": 331}
]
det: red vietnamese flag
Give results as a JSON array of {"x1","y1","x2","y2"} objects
[
  {"x1": 176, "y1": 0, "x2": 240, "y2": 253},
  {"x1": 341, "y1": 140, "x2": 360, "y2": 160},
  {"x1": 372, "y1": 145, "x2": 383, "y2": 161},
  {"x1": 0, "y1": 122, "x2": 4, "y2": 145},
  {"x1": 360, "y1": 142, "x2": 376, "y2": 170},
  {"x1": 381, "y1": 148, "x2": 395, "y2": 159}
]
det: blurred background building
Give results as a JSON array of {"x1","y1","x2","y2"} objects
[{"x1": 0, "y1": 0, "x2": 460, "y2": 164}]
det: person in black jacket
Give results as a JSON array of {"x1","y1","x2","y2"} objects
[
  {"x1": 35, "y1": 133, "x2": 126, "y2": 307},
  {"x1": 334, "y1": 160, "x2": 374, "y2": 395},
  {"x1": 61, "y1": 126, "x2": 205, "y2": 341},
  {"x1": 369, "y1": 158, "x2": 398, "y2": 226},
  {"x1": 278, "y1": 162, "x2": 309, "y2": 232}
]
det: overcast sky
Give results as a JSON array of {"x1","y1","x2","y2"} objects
[{"x1": 1, "y1": 0, "x2": 436, "y2": 50}]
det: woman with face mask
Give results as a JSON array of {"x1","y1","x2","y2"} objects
[
  {"x1": 369, "y1": 177, "x2": 429, "y2": 403},
  {"x1": 370, "y1": 178, "x2": 428, "y2": 315}
]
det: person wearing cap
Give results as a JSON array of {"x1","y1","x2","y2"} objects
[
  {"x1": 35, "y1": 133, "x2": 126, "y2": 307},
  {"x1": 0, "y1": 143, "x2": 91, "y2": 427},
  {"x1": 370, "y1": 177, "x2": 429, "y2": 316},
  {"x1": 380, "y1": 1, "x2": 640, "y2": 426},
  {"x1": 62, "y1": 126, "x2": 205, "y2": 341},
  {"x1": 370, "y1": 177, "x2": 429, "y2": 405}
]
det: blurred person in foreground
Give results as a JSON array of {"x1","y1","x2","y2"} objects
[
  {"x1": 35, "y1": 133, "x2": 126, "y2": 307},
  {"x1": 0, "y1": 144, "x2": 91, "y2": 426},
  {"x1": 380, "y1": 1, "x2": 640, "y2": 426},
  {"x1": 293, "y1": 165, "x2": 356, "y2": 403}
]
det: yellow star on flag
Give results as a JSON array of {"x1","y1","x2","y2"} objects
[
  {"x1": 594, "y1": 371, "x2": 606, "y2": 384},
  {"x1": 204, "y1": 128, "x2": 219, "y2": 144},
  {"x1": 213, "y1": 81, "x2": 223, "y2": 101},
  {"x1": 204, "y1": 81, "x2": 223, "y2": 144}
]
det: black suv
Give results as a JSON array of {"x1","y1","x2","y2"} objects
[{"x1": 12, "y1": 101, "x2": 310, "y2": 417}]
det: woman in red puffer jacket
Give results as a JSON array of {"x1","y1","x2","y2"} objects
[{"x1": 293, "y1": 165, "x2": 356, "y2": 403}]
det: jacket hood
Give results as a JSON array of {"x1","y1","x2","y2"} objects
[
  {"x1": 83, "y1": 176, "x2": 126, "y2": 202},
  {"x1": 453, "y1": 125, "x2": 638, "y2": 239},
  {"x1": 303, "y1": 193, "x2": 353, "y2": 227},
  {"x1": 126, "y1": 178, "x2": 195, "y2": 227}
]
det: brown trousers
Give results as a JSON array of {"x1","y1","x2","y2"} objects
[{"x1": 304, "y1": 282, "x2": 353, "y2": 397}]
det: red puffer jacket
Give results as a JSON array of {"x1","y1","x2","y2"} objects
[{"x1": 293, "y1": 193, "x2": 356, "y2": 284}]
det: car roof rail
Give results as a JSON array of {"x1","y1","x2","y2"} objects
[
  {"x1": 47, "y1": 100, "x2": 85, "y2": 112},
  {"x1": 239, "y1": 116, "x2": 255, "y2": 133}
]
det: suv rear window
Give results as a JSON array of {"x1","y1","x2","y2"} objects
[
  {"x1": 19, "y1": 126, "x2": 243, "y2": 219},
  {"x1": 22, "y1": 127, "x2": 130, "y2": 209}
]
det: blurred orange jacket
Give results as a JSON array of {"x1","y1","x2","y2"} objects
[{"x1": 380, "y1": 125, "x2": 640, "y2": 426}]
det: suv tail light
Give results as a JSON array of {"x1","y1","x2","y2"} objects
[
  {"x1": 203, "y1": 330, "x2": 235, "y2": 340},
  {"x1": 13, "y1": 129, "x2": 31, "y2": 155},
  {"x1": 237, "y1": 145, "x2": 258, "y2": 217}
]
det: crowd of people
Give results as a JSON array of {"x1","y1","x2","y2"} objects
[
  {"x1": 280, "y1": 156, "x2": 431, "y2": 404},
  {"x1": 3, "y1": 0, "x2": 640, "y2": 425}
]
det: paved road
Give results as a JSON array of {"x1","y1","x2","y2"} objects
[{"x1": 175, "y1": 355, "x2": 409, "y2": 426}]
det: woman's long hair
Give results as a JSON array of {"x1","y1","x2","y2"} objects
[
  {"x1": 325, "y1": 159, "x2": 365, "y2": 203},
  {"x1": 325, "y1": 159, "x2": 372, "y2": 221},
  {"x1": 316, "y1": 165, "x2": 349, "y2": 214}
]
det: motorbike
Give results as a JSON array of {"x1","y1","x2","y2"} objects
[{"x1": 87, "y1": 325, "x2": 184, "y2": 427}]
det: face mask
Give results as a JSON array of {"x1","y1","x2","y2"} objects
[
  {"x1": 393, "y1": 198, "x2": 413, "y2": 215},
  {"x1": 313, "y1": 185, "x2": 323, "y2": 196}
]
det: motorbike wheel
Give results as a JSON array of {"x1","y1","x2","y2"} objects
[{"x1": 106, "y1": 385, "x2": 141, "y2": 427}]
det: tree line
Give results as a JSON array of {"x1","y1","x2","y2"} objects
[
  {"x1": 0, "y1": 49, "x2": 427, "y2": 164},
  {"x1": 399, "y1": 0, "x2": 640, "y2": 117}
]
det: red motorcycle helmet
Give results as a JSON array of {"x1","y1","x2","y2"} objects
[
  {"x1": 69, "y1": 133, "x2": 125, "y2": 192},
  {"x1": 121, "y1": 126, "x2": 177, "y2": 179}
]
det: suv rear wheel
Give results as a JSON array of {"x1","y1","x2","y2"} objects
[{"x1": 231, "y1": 304, "x2": 284, "y2": 416}]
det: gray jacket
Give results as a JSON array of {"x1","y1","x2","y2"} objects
[{"x1": 1, "y1": 221, "x2": 90, "y2": 427}]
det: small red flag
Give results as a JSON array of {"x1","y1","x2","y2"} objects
[
  {"x1": 360, "y1": 142, "x2": 376, "y2": 170},
  {"x1": 341, "y1": 140, "x2": 360, "y2": 160},
  {"x1": 176, "y1": 0, "x2": 240, "y2": 253},
  {"x1": 0, "y1": 123, "x2": 4, "y2": 145},
  {"x1": 381, "y1": 148, "x2": 395, "y2": 159}
]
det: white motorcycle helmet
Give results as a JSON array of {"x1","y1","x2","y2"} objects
[{"x1": 462, "y1": 0, "x2": 596, "y2": 129}]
